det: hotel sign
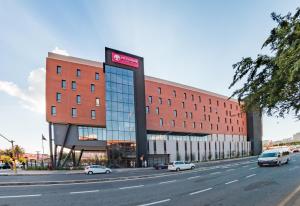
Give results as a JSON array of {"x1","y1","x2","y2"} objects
[{"x1": 111, "y1": 52, "x2": 139, "y2": 68}]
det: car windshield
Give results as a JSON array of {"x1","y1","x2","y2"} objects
[{"x1": 260, "y1": 152, "x2": 277, "y2": 157}]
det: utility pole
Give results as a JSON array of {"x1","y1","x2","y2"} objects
[{"x1": 0, "y1": 133, "x2": 17, "y2": 174}]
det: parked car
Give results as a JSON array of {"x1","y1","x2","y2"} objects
[
  {"x1": 168, "y1": 161, "x2": 195, "y2": 171},
  {"x1": 85, "y1": 165, "x2": 112, "y2": 175},
  {"x1": 258, "y1": 149, "x2": 290, "y2": 167},
  {"x1": 293, "y1": 149, "x2": 299, "y2": 153},
  {"x1": 0, "y1": 163, "x2": 11, "y2": 169},
  {"x1": 154, "y1": 163, "x2": 168, "y2": 170}
]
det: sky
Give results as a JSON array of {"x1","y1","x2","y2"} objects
[{"x1": 0, "y1": 0, "x2": 299, "y2": 153}]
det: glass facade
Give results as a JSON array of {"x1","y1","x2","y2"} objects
[
  {"x1": 105, "y1": 65, "x2": 137, "y2": 167},
  {"x1": 147, "y1": 134, "x2": 208, "y2": 142},
  {"x1": 78, "y1": 126, "x2": 106, "y2": 141}
]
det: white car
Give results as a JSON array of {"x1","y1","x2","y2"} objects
[
  {"x1": 168, "y1": 161, "x2": 195, "y2": 171},
  {"x1": 85, "y1": 165, "x2": 112, "y2": 175},
  {"x1": 258, "y1": 149, "x2": 290, "y2": 167}
]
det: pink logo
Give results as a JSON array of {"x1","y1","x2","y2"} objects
[{"x1": 112, "y1": 52, "x2": 139, "y2": 68}]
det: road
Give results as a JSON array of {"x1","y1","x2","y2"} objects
[{"x1": 0, "y1": 154, "x2": 300, "y2": 206}]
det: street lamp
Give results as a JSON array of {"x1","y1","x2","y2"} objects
[{"x1": 0, "y1": 133, "x2": 17, "y2": 173}]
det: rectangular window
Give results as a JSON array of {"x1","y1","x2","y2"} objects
[
  {"x1": 209, "y1": 98, "x2": 212, "y2": 105},
  {"x1": 159, "y1": 118, "x2": 163, "y2": 127},
  {"x1": 194, "y1": 104, "x2": 197, "y2": 110},
  {"x1": 217, "y1": 100, "x2": 219, "y2": 106},
  {"x1": 148, "y1": 96, "x2": 152, "y2": 104},
  {"x1": 203, "y1": 106, "x2": 206, "y2": 112},
  {"x1": 72, "y1": 108, "x2": 77, "y2": 117},
  {"x1": 146, "y1": 106, "x2": 150, "y2": 114},
  {"x1": 193, "y1": 122, "x2": 196, "y2": 128},
  {"x1": 173, "y1": 90, "x2": 176, "y2": 97},
  {"x1": 200, "y1": 122, "x2": 203, "y2": 129},
  {"x1": 56, "y1": 93, "x2": 61, "y2": 102},
  {"x1": 155, "y1": 107, "x2": 159, "y2": 115},
  {"x1": 51, "y1": 106, "x2": 56, "y2": 116},
  {"x1": 76, "y1": 95, "x2": 81, "y2": 104},
  {"x1": 96, "y1": 98, "x2": 100, "y2": 106},
  {"x1": 171, "y1": 120, "x2": 175, "y2": 127},
  {"x1": 91, "y1": 110, "x2": 96, "y2": 119},
  {"x1": 190, "y1": 112, "x2": 193, "y2": 119},
  {"x1": 95, "y1": 72, "x2": 99, "y2": 80},
  {"x1": 182, "y1": 102, "x2": 185, "y2": 108},
  {"x1": 158, "y1": 87, "x2": 161, "y2": 94},
  {"x1": 61, "y1": 80, "x2": 66, "y2": 89},
  {"x1": 217, "y1": 124, "x2": 219, "y2": 131},
  {"x1": 164, "y1": 141, "x2": 167, "y2": 153},
  {"x1": 191, "y1": 94, "x2": 194, "y2": 101},
  {"x1": 168, "y1": 99, "x2": 171, "y2": 106},
  {"x1": 198, "y1": 96, "x2": 201, "y2": 102},
  {"x1": 158, "y1": 97, "x2": 162, "y2": 104},
  {"x1": 210, "y1": 107, "x2": 212, "y2": 113},
  {"x1": 210, "y1": 124, "x2": 213, "y2": 130},
  {"x1": 154, "y1": 141, "x2": 157, "y2": 153},
  {"x1": 91, "y1": 84, "x2": 95, "y2": 92},
  {"x1": 76, "y1": 69, "x2": 81, "y2": 77},
  {"x1": 218, "y1": 116, "x2": 220, "y2": 122},
  {"x1": 224, "y1": 102, "x2": 226, "y2": 108},
  {"x1": 176, "y1": 141, "x2": 179, "y2": 152},
  {"x1": 72, "y1": 81, "x2": 76, "y2": 90},
  {"x1": 230, "y1": 104, "x2": 233, "y2": 109},
  {"x1": 184, "y1": 93, "x2": 187, "y2": 99},
  {"x1": 56, "y1": 66, "x2": 61, "y2": 74},
  {"x1": 185, "y1": 112, "x2": 188, "y2": 118},
  {"x1": 173, "y1": 110, "x2": 177, "y2": 117},
  {"x1": 208, "y1": 115, "x2": 210, "y2": 122},
  {"x1": 183, "y1": 121, "x2": 186, "y2": 128}
]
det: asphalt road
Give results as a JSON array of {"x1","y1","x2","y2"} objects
[{"x1": 1, "y1": 154, "x2": 300, "y2": 206}]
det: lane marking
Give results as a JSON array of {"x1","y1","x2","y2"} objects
[
  {"x1": 187, "y1": 175, "x2": 201, "y2": 180},
  {"x1": 137, "y1": 198, "x2": 171, "y2": 206},
  {"x1": 211, "y1": 172, "x2": 221, "y2": 175},
  {"x1": 120, "y1": 185, "x2": 144, "y2": 190},
  {"x1": 0, "y1": 194, "x2": 41, "y2": 199},
  {"x1": 226, "y1": 169, "x2": 235, "y2": 172},
  {"x1": 246, "y1": 174, "x2": 256, "y2": 178},
  {"x1": 225, "y1": 180, "x2": 238, "y2": 185},
  {"x1": 249, "y1": 167, "x2": 257, "y2": 170},
  {"x1": 159, "y1": 180, "x2": 176, "y2": 184},
  {"x1": 70, "y1": 190, "x2": 99, "y2": 194},
  {"x1": 189, "y1": 187, "x2": 213, "y2": 195},
  {"x1": 242, "y1": 165, "x2": 249, "y2": 168}
]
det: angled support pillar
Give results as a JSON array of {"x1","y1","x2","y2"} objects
[
  {"x1": 54, "y1": 145, "x2": 57, "y2": 169},
  {"x1": 77, "y1": 149, "x2": 84, "y2": 167},
  {"x1": 48, "y1": 123, "x2": 54, "y2": 169},
  {"x1": 61, "y1": 146, "x2": 75, "y2": 168},
  {"x1": 72, "y1": 149, "x2": 76, "y2": 167},
  {"x1": 56, "y1": 124, "x2": 71, "y2": 168}
]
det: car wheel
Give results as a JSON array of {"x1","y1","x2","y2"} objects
[
  {"x1": 88, "y1": 171, "x2": 93, "y2": 175},
  {"x1": 106, "y1": 170, "x2": 111, "y2": 174},
  {"x1": 191, "y1": 166, "x2": 195, "y2": 170},
  {"x1": 277, "y1": 161, "x2": 282, "y2": 166},
  {"x1": 176, "y1": 168, "x2": 180, "y2": 172}
]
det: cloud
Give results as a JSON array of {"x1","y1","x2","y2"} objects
[
  {"x1": 0, "y1": 68, "x2": 46, "y2": 114},
  {"x1": 52, "y1": 47, "x2": 69, "y2": 56}
]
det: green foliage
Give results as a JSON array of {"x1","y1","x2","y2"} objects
[{"x1": 229, "y1": 8, "x2": 300, "y2": 119}]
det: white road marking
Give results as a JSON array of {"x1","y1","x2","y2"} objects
[
  {"x1": 226, "y1": 169, "x2": 235, "y2": 172},
  {"x1": 120, "y1": 185, "x2": 144, "y2": 190},
  {"x1": 0, "y1": 194, "x2": 41, "y2": 199},
  {"x1": 242, "y1": 165, "x2": 249, "y2": 167},
  {"x1": 211, "y1": 172, "x2": 221, "y2": 175},
  {"x1": 246, "y1": 174, "x2": 256, "y2": 178},
  {"x1": 189, "y1": 187, "x2": 213, "y2": 195},
  {"x1": 159, "y1": 180, "x2": 176, "y2": 184},
  {"x1": 187, "y1": 175, "x2": 201, "y2": 180},
  {"x1": 137, "y1": 199, "x2": 171, "y2": 206},
  {"x1": 225, "y1": 180, "x2": 239, "y2": 185},
  {"x1": 70, "y1": 190, "x2": 99, "y2": 194},
  {"x1": 249, "y1": 167, "x2": 257, "y2": 170}
]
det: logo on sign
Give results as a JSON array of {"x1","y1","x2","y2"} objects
[{"x1": 112, "y1": 52, "x2": 139, "y2": 68}]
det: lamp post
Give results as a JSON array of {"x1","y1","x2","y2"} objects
[{"x1": 0, "y1": 133, "x2": 17, "y2": 173}]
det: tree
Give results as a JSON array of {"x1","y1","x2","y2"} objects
[{"x1": 229, "y1": 8, "x2": 300, "y2": 119}]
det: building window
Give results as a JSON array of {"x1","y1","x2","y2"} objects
[
  {"x1": 193, "y1": 122, "x2": 196, "y2": 128},
  {"x1": 226, "y1": 110, "x2": 228, "y2": 116},
  {"x1": 217, "y1": 124, "x2": 219, "y2": 131},
  {"x1": 230, "y1": 118, "x2": 232, "y2": 124},
  {"x1": 56, "y1": 93, "x2": 61, "y2": 102},
  {"x1": 198, "y1": 96, "x2": 201, "y2": 103},
  {"x1": 184, "y1": 93, "x2": 187, "y2": 99},
  {"x1": 190, "y1": 112, "x2": 193, "y2": 119},
  {"x1": 237, "y1": 119, "x2": 239, "y2": 125},
  {"x1": 76, "y1": 69, "x2": 81, "y2": 77},
  {"x1": 224, "y1": 102, "x2": 226, "y2": 108},
  {"x1": 209, "y1": 99, "x2": 212, "y2": 105},
  {"x1": 200, "y1": 122, "x2": 203, "y2": 129},
  {"x1": 203, "y1": 106, "x2": 206, "y2": 112},
  {"x1": 95, "y1": 72, "x2": 100, "y2": 80},
  {"x1": 185, "y1": 112, "x2": 188, "y2": 118},
  {"x1": 176, "y1": 141, "x2": 179, "y2": 152},
  {"x1": 171, "y1": 120, "x2": 175, "y2": 127},
  {"x1": 61, "y1": 80, "x2": 66, "y2": 89},
  {"x1": 183, "y1": 121, "x2": 186, "y2": 128},
  {"x1": 164, "y1": 141, "x2": 167, "y2": 153},
  {"x1": 210, "y1": 124, "x2": 213, "y2": 130},
  {"x1": 158, "y1": 87, "x2": 161, "y2": 94},
  {"x1": 191, "y1": 94, "x2": 194, "y2": 101},
  {"x1": 158, "y1": 97, "x2": 162, "y2": 104},
  {"x1": 146, "y1": 106, "x2": 150, "y2": 114},
  {"x1": 91, "y1": 110, "x2": 96, "y2": 119},
  {"x1": 160, "y1": 118, "x2": 163, "y2": 127},
  {"x1": 154, "y1": 141, "x2": 157, "y2": 154},
  {"x1": 218, "y1": 116, "x2": 220, "y2": 122},
  {"x1": 76, "y1": 95, "x2": 81, "y2": 104},
  {"x1": 56, "y1": 66, "x2": 61, "y2": 74},
  {"x1": 230, "y1": 104, "x2": 233, "y2": 109},
  {"x1": 173, "y1": 90, "x2": 176, "y2": 97},
  {"x1": 236, "y1": 105, "x2": 238, "y2": 110},
  {"x1": 225, "y1": 118, "x2": 227, "y2": 123},
  {"x1": 231, "y1": 126, "x2": 234, "y2": 132},
  {"x1": 168, "y1": 99, "x2": 171, "y2": 106},
  {"x1": 173, "y1": 110, "x2": 177, "y2": 117},
  {"x1": 155, "y1": 107, "x2": 159, "y2": 115},
  {"x1": 182, "y1": 102, "x2": 185, "y2": 108},
  {"x1": 209, "y1": 107, "x2": 212, "y2": 113},
  {"x1": 208, "y1": 115, "x2": 210, "y2": 122},
  {"x1": 217, "y1": 100, "x2": 219, "y2": 106},
  {"x1": 91, "y1": 84, "x2": 95, "y2": 92},
  {"x1": 227, "y1": 125, "x2": 229, "y2": 131},
  {"x1": 72, "y1": 81, "x2": 76, "y2": 90},
  {"x1": 194, "y1": 104, "x2": 197, "y2": 110},
  {"x1": 229, "y1": 111, "x2": 232, "y2": 116},
  {"x1": 148, "y1": 96, "x2": 152, "y2": 104},
  {"x1": 51, "y1": 106, "x2": 56, "y2": 116},
  {"x1": 204, "y1": 114, "x2": 206, "y2": 121},
  {"x1": 72, "y1": 108, "x2": 77, "y2": 118},
  {"x1": 96, "y1": 98, "x2": 100, "y2": 106}
]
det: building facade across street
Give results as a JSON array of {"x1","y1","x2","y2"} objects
[{"x1": 46, "y1": 48, "x2": 262, "y2": 168}]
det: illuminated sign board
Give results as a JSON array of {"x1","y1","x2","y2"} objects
[{"x1": 111, "y1": 52, "x2": 139, "y2": 68}]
